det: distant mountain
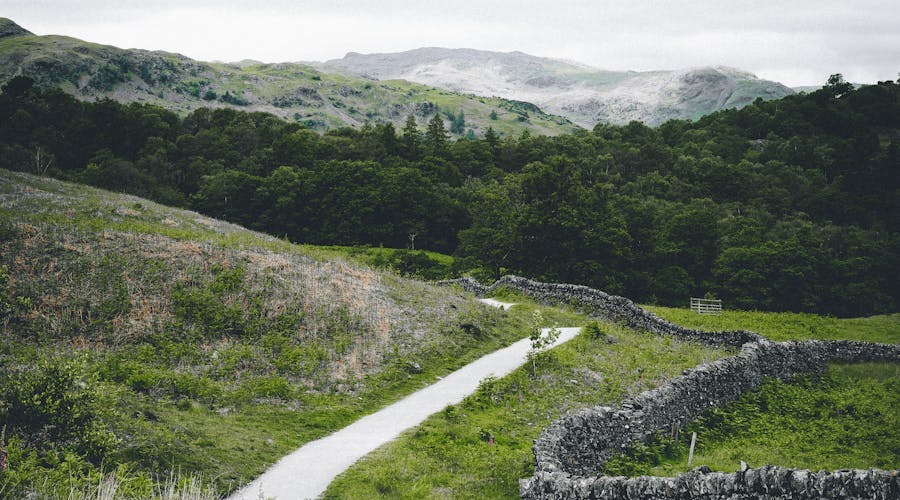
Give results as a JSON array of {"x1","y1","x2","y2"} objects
[
  {"x1": 792, "y1": 85, "x2": 823, "y2": 93},
  {"x1": 321, "y1": 48, "x2": 796, "y2": 127},
  {"x1": 0, "y1": 18, "x2": 794, "y2": 132},
  {"x1": 0, "y1": 19, "x2": 577, "y2": 136}
]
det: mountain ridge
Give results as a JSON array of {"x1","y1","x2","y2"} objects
[
  {"x1": 321, "y1": 47, "x2": 795, "y2": 127},
  {"x1": 1, "y1": 17, "x2": 793, "y2": 130},
  {"x1": 0, "y1": 18, "x2": 577, "y2": 136}
]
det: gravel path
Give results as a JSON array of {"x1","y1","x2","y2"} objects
[
  {"x1": 229, "y1": 299, "x2": 580, "y2": 499},
  {"x1": 477, "y1": 298, "x2": 517, "y2": 310}
]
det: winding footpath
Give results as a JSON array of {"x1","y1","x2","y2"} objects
[{"x1": 229, "y1": 298, "x2": 581, "y2": 500}]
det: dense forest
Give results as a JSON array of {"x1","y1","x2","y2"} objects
[{"x1": 1, "y1": 75, "x2": 897, "y2": 316}]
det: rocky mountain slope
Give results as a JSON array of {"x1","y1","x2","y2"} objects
[
  {"x1": 322, "y1": 47, "x2": 796, "y2": 127},
  {"x1": 0, "y1": 18, "x2": 577, "y2": 136}
]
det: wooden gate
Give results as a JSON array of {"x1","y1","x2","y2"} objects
[{"x1": 690, "y1": 297, "x2": 722, "y2": 315}]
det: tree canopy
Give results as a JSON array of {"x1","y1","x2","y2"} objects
[{"x1": 2, "y1": 76, "x2": 897, "y2": 316}]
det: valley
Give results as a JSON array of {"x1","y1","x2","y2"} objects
[{"x1": 0, "y1": 13, "x2": 897, "y2": 500}]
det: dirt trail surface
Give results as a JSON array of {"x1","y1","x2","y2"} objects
[{"x1": 229, "y1": 299, "x2": 579, "y2": 499}]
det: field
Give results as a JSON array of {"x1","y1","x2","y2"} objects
[
  {"x1": 1, "y1": 171, "x2": 897, "y2": 497},
  {"x1": 324, "y1": 311, "x2": 728, "y2": 498},
  {"x1": 0, "y1": 171, "x2": 551, "y2": 497},
  {"x1": 645, "y1": 305, "x2": 900, "y2": 344},
  {"x1": 324, "y1": 304, "x2": 899, "y2": 498},
  {"x1": 599, "y1": 306, "x2": 900, "y2": 477},
  {"x1": 605, "y1": 362, "x2": 900, "y2": 476}
]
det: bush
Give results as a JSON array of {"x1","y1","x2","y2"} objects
[
  {"x1": 171, "y1": 266, "x2": 248, "y2": 337},
  {"x1": 233, "y1": 376, "x2": 294, "y2": 403},
  {"x1": 388, "y1": 250, "x2": 452, "y2": 280},
  {"x1": 274, "y1": 343, "x2": 328, "y2": 377},
  {"x1": 0, "y1": 356, "x2": 117, "y2": 463},
  {"x1": 0, "y1": 265, "x2": 32, "y2": 332}
]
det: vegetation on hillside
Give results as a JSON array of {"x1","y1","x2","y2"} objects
[
  {"x1": 325, "y1": 307, "x2": 898, "y2": 498},
  {"x1": 324, "y1": 317, "x2": 729, "y2": 499},
  {"x1": 0, "y1": 172, "x2": 547, "y2": 496},
  {"x1": 1, "y1": 75, "x2": 897, "y2": 316},
  {"x1": 0, "y1": 18, "x2": 577, "y2": 137}
]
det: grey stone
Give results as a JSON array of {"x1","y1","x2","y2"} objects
[{"x1": 443, "y1": 276, "x2": 900, "y2": 499}]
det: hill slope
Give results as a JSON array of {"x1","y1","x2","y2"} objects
[
  {"x1": 0, "y1": 18, "x2": 577, "y2": 136},
  {"x1": 0, "y1": 169, "x2": 538, "y2": 496},
  {"x1": 321, "y1": 47, "x2": 795, "y2": 127}
]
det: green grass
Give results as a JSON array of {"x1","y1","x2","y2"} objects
[
  {"x1": 323, "y1": 303, "x2": 897, "y2": 498},
  {"x1": 0, "y1": 171, "x2": 562, "y2": 496},
  {"x1": 0, "y1": 169, "x2": 451, "y2": 271},
  {"x1": 323, "y1": 318, "x2": 728, "y2": 499},
  {"x1": 3, "y1": 172, "x2": 894, "y2": 496},
  {"x1": 318, "y1": 245, "x2": 456, "y2": 280},
  {"x1": 0, "y1": 290, "x2": 583, "y2": 496},
  {"x1": 644, "y1": 305, "x2": 900, "y2": 344},
  {"x1": 605, "y1": 362, "x2": 900, "y2": 477}
]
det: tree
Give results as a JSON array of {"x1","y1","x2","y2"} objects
[
  {"x1": 456, "y1": 180, "x2": 520, "y2": 278},
  {"x1": 379, "y1": 122, "x2": 400, "y2": 157},
  {"x1": 401, "y1": 114, "x2": 420, "y2": 159},
  {"x1": 450, "y1": 109, "x2": 466, "y2": 134},
  {"x1": 425, "y1": 114, "x2": 449, "y2": 156},
  {"x1": 33, "y1": 146, "x2": 53, "y2": 175},
  {"x1": 0, "y1": 75, "x2": 34, "y2": 98},
  {"x1": 484, "y1": 127, "x2": 499, "y2": 147},
  {"x1": 825, "y1": 73, "x2": 853, "y2": 98},
  {"x1": 527, "y1": 310, "x2": 559, "y2": 376}
]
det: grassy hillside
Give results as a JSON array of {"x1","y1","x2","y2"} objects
[
  {"x1": 0, "y1": 18, "x2": 578, "y2": 137},
  {"x1": 0, "y1": 170, "x2": 547, "y2": 496}
]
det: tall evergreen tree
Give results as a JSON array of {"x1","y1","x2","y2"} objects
[
  {"x1": 425, "y1": 114, "x2": 449, "y2": 156},
  {"x1": 379, "y1": 122, "x2": 399, "y2": 156},
  {"x1": 450, "y1": 109, "x2": 465, "y2": 134},
  {"x1": 484, "y1": 127, "x2": 500, "y2": 151},
  {"x1": 401, "y1": 114, "x2": 420, "y2": 159}
]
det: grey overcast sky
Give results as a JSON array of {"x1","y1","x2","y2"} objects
[{"x1": 2, "y1": 0, "x2": 898, "y2": 87}]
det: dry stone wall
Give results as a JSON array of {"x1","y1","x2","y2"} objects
[
  {"x1": 437, "y1": 276, "x2": 762, "y2": 347},
  {"x1": 437, "y1": 276, "x2": 900, "y2": 499},
  {"x1": 521, "y1": 340, "x2": 900, "y2": 499}
]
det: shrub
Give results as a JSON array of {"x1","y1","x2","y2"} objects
[
  {"x1": 584, "y1": 321, "x2": 604, "y2": 339},
  {"x1": 0, "y1": 356, "x2": 117, "y2": 463},
  {"x1": 0, "y1": 265, "x2": 32, "y2": 332},
  {"x1": 171, "y1": 266, "x2": 247, "y2": 337},
  {"x1": 233, "y1": 376, "x2": 294, "y2": 403}
]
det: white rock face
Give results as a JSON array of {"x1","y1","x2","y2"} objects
[{"x1": 322, "y1": 48, "x2": 794, "y2": 127}]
